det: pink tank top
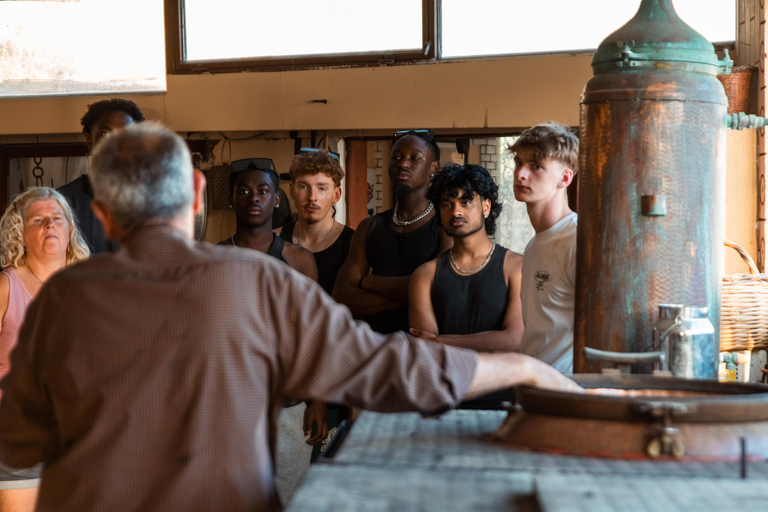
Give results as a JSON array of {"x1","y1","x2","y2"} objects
[{"x1": 0, "y1": 268, "x2": 34, "y2": 385}]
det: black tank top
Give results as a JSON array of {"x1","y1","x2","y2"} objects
[
  {"x1": 218, "y1": 234, "x2": 287, "y2": 264},
  {"x1": 267, "y1": 233, "x2": 287, "y2": 263},
  {"x1": 364, "y1": 209, "x2": 442, "y2": 334},
  {"x1": 432, "y1": 246, "x2": 508, "y2": 335},
  {"x1": 279, "y1": 222, "x2": 355, "y2": 296},
  {"x1": 432, "y1": 245, "x2": 512, "y2": 410}
]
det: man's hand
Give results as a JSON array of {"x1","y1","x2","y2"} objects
[
  {"x1": 529, "y1": 360, "x2": 583, "y2": 394},
  {"x1": 303, "y1": 401, "x2": 328, "y2": 446},
  {"x1": 465, "y1": 352, "x2": 583, "y2": 401}
]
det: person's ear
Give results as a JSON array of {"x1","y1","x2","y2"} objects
[
  {"x1": 559, "y1": 168, "x2": 574, "y2": 189},
  {"x1": 192, "y1": 170, "x2": 207, "y2": 216},
  {"x1": 482, "y1": 198, "x2": 491, "y2": 218},
  {"x1": 85, "y1": 132, "x2": 94, "y2": 152},
  {"x1": 91, "y1": 200, "x2": 124, "y2": 241},
  {"x1": 289, "y1": 181, "x2": 296, "y2": 200},
  {"x1": 430, "y1": 160, "x2": 440, "y2": 175},
  {"x1": 332, "y1": 185, "x2": 342, "y2": 204}
]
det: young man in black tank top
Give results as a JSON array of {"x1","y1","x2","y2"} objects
[
  {"x1": 277, "y1": 149, "x2": 354, "y2": 296},
  {"x1": 218, "y1": 162, "x2": 319, "y2": 504},
  {"x1": 221, "y1": 164, "x2": 317, "y2": 279},
  {"x1": 333, "y1": 130, "x2": 452, "y2": 334},
  {"x1": 277, "y1": 149, "x2": 354, "y2": 461},
  {"x1": 409, "y1": 164, "x2": 523, "y2": 409},
  {"x1": 410, "y1": 164, "x2": 524, "y2": 352}
]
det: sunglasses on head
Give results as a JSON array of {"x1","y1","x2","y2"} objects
[
  {"x1": 300, "y1": 147, "x2": 340, "y2": 160},
  {"x1": 229, "y1": 158, "x2": 275, "y2": 174},
  {"x1": 393, "y1": 129, "x2": 434, "y2": 141}
]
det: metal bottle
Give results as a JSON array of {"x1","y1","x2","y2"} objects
[
  {"x1": 573, "y1": 0, "x2": 731, "y2": 377},
  {"x1": 653, "y1": 304, "x2": 716, "y2": 379}
]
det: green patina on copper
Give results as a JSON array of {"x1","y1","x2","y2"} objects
[{"x1": 592, "y1": 0, "x2": 731, "y2": 76}]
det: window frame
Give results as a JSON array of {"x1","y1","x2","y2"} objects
[
  {"x1": 166, "y1": 0, "x2": 736, "y2": 74},
  {"x1": 166, "y1": 0, "x2": 437, "y2": 74}
]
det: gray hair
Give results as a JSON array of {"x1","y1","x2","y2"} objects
[{"x1": 89, "y1": 123, "x2": 194, "y2": 230}]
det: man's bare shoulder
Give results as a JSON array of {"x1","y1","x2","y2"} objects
[
  {"x1": 412, "y1": 256, "x2": 438, "y2": 282},
  {"x1": 354, "y1": 215, "x2": 375, "y2": 235},
  {"x1": 503, "y1": 247, "x2": 523, "y2": 274},
  {"x1": 281, "y1": 240, "x2": 318, "y2": 278}
]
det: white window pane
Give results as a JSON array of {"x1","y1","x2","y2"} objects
[
  {"x1": 183, "y1": 0, "x2": 423, "y2": 62},
  {"x1": 0, "y1": 0, "x2": 165, "y2": 98},
  {"x1": 441, "y1": 0, "x2": 736, "y2": 59}
]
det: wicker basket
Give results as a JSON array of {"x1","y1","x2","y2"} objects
[
  {"x1": 721, "y1": 239, "x2": 768, "y2": 351},
  {"x1": 717, "y1": 66, "x2": 756, "y2": 115}
]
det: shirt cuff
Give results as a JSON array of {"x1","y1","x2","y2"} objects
[{"x1": 422, "y1": 346, "x2": 479, "y2": 417}]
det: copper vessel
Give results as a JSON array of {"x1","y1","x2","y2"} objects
[
  {"x1": 494, "y1": 375, "x2": 768, "y2": 460},
  {"x1": 573, "y1": 0, "x2": 732, "y2": 376}
]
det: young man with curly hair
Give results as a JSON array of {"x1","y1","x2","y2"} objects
[
  {"x1": 509, "y1": 122, "x2": 579, "y2": 374},
  {"x1": 58, "y1": 98, "x2": 145, "y2": 253},
  {"x1": 278, "y1": 149, "x2": 354, "y2": 297},
  {"x1": 409, "y1": 164, "x2": 523, "y2": 409},
  {"x1": 277, "y1": 149, "x2": 356, "y2": 462}
]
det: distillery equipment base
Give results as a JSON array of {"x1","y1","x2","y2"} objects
[{"x1": 288, "y1": 410, "x2": 768, "y2": 511}]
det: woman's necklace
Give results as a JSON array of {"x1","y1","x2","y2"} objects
[
  {"x1": 449, "y1": 243, "x2": 496, "y2": 274},
  {"x1": 298, "y1": 221, "x2": 335, "y2": 252},
  {"x1": 392, "y1": 201, "x2": 433, "y2": 227},
  {"x1": 27, "y1": 265, "x2": 44, "y2": 283}
]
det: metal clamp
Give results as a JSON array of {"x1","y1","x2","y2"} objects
[{"x1": 634, "y1": 401, "x2": 695, "y2": 459}]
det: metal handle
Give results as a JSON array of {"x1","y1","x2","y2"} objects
[
  {"x1": 656, "y1": 315, "x2": 684, "y2": 351},
  {"x1": 584, "y1": 347, "x2": 668, "y2": 374}
]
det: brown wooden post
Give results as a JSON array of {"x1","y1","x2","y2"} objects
[
  {"x1": 0, "y1": 158, "x2": 8, "y2": 214},
  {"x1": 757, "y1": 0, "x2": 768, "y2": 271},
  {"x1": 738, "y1": 0, "x2": 768, "y2": 270},
  {"x1": 345, "y1": 140, "x2": 368, "y2": 229}
]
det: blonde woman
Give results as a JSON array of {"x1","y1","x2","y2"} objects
[{"x1": 0, "y1": 187, "x2": 89, "y2": 512}]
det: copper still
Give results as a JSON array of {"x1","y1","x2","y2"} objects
[{"x1": 574, "y1": 0, "x2": 734, "y2": 377}]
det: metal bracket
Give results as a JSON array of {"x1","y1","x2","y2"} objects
[
  {"x1": 378, "y1": 54, "x2": 396, "y2": 66},
  {"x1": 634, "y1": 401, "x2": 695, "y2": 459}
]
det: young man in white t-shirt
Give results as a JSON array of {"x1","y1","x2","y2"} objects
[{"x1": 510, "y1": 123, "x2": 579, "y2": 374}]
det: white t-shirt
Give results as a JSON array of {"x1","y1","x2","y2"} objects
[{"x1": 520, "y1": 212, "x2": 577, "y2": 374}]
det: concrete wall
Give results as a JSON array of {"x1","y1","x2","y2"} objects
[{"x1": 0, "y1": 54, "x2": 594, "y2": 136}]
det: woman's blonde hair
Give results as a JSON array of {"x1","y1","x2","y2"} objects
[{"x1": 0, "y1": 187, "x2": 90, "y2": 269}]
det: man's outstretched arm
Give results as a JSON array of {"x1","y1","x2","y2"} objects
[{"x1": 464, "y1": 352, "x2": 582, "y2": 400}]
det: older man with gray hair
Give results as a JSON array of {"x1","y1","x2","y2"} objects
[{"x1": 0, "y1": 123, "x2": 578, "y2": 512}]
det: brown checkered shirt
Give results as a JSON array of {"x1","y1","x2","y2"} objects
[{"x1": 0, "y1": 225, "x2": 477, "y2": 512}]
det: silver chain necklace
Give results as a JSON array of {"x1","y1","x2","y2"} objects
[
  {"x1": 392, "y1": 201, "x2": 434, "y2": 227},
  {"x1": 297, "y1": 221, "x2": 335, "y2": 252},
  {"x1": 449, "y1": 243, "x2": 496, "y2": 274}
]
